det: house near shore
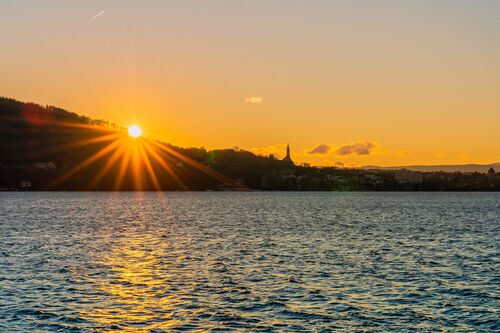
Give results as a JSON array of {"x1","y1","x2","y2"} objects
[
  {"x1": 19, "y1": 179, "x2": 31, "y2": 189},
  {"x1": 33, "y1": 161, "x2": 56, "y2": 170}
]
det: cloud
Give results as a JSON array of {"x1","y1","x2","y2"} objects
[
  {"x1": 89, "y1": 9, "x2": 106, "y2": 21},
  {"x1": 308, "y1": 144, "x2": 330, "y2": 155},
  {"x1": 244, "y1": 96, "x2": 263, "y2": 104},
  {"x1": 251, "y1": 140, "x2": 401, "y2": 166},
  {"x1": 309, "y1": 141, "x2": 380, "y2": 156},
  {"x1": 335, "y1": 141, "x2": 377, "y2": 156}
]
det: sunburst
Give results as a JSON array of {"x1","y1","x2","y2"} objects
[
  {"x1": 45, "y1": 121, "x2": 234, "y2": 191},
  {"x1": 128, "y1": 125, "x2": 142, "y2": 138}
]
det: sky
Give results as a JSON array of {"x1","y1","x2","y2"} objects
[{"x1": 1, "y1": 0, "x2": 499, "y2": 167}]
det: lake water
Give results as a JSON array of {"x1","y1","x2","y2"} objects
[{"x1": 0, "y1": 192, "x2": 499, "y2": 332}]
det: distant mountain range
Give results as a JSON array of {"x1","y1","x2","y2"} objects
[{"x1": 362, "y1": 163, "x2": 500, "y2": 173}]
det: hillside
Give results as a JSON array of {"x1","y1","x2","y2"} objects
[
  {"x1": 1, "y1": 97, "x2": 499, "y2": 191},
  {"x1": 0, "y1": 97, "x2": 295, "y2": 190}
]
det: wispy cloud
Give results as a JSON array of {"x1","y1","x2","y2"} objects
[
  {"x1": 89, "y1": 9, "x2": 106, "y2": 22},
  {"x1": 244, "y1": 96, "x2": 263, "y2": 104}
]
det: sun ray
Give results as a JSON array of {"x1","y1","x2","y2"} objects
[
  {"x1": 130, "y1": 142, "x2": 143, "y2": 191},
  {"x1": 25, "y1": 116, "x2": 238, "y2": 190},
  {"x1": 138, "y1": 142, "x2": 161, "y2": 191},
  {"x1": 29, "y1": 132, "x2": 122, "y2": 160},
  {"x1": 60, "y1": 132, "x2": 121, "y2": 148},
  {"x1": 5, "y1": 114, "x2": 120, "y2": 133},
  {"x1": 50, "y1": 139, "x2": 122, "y2": 188},
  {"x1": 148, "y1": 139, "x2": 234, "y2": 186},
  {"x1": 87, "y1": 144, "x2": 126, "y2": 190},
  {"x1": 114, "y1": 148, "x2": 132, "y2": 191},
  {"x1": 143, "y1": 141, "x2": 187, "y2": 189}
]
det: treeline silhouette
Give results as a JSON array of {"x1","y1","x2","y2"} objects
[{"x1": 1, "y1": 97, "x2": 499, "y2": 191}]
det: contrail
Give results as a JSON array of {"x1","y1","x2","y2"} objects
[{"x1": 89, "y1": 9, "x2": 106, "y2": 22}]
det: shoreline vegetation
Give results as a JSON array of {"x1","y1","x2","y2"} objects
[{"x1": 1, "y1": 97, "x2": 499, "y2": 192}]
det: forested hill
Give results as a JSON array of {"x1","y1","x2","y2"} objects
[
  {"x1": 1, "y1": 97, "x2": 499, "y2": 191},
  {"x1": 0, "y1": 97, "x2": 118, "y2": 169},
  {"x1": 0, "y1": 97, "x2": 295, "y2": 190}
]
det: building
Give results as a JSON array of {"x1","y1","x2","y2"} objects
[
  {"x1": 33, "y1": 161, "x2": 56, "y2": 170},
  {"x1": 19, "y1": 179, "x2": 31, "y2": 189},
  {"x1": 282, "y1": 144, "x2": 293, "y2": 164}
]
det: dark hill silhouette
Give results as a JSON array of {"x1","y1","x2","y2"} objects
[
  {"x1": 1, "y1": 97, "x2": 499, "y2": 191},
  {"x1": 0, "y1": 97, "x2": 294, "y2": 190}
]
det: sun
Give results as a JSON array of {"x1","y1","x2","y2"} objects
[
  {"x1": 50, "y1": 119, "x2": 234, "y2": 191},
  {"x1": 128, "y1": 125, "x2": 142, "y2": 138}
]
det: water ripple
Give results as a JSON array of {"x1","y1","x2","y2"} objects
[{"x1": 0, "y1": 192, "x2": 499, "y2": 332}]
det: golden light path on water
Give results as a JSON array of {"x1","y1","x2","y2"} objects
[
  {"x1": 72, "y1": 200, "x2": 216, "y2": 332},
  {"x1": 79, "y1": 227, "x2": 183, "y2": 331},
  {"x1": 1, "y1": 191, "x2": 499, "y2": 331}
]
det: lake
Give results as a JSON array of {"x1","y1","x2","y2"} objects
[{"x1": 0, "y1": 192, "x2": 499, "y2": 332}]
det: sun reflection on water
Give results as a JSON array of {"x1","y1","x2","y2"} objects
[
  {"x1": 78, "y1": 227, "x2": 186, "y2": 331},
  {"x1": 2, "y1": 193, "x2": 499, "y2": 331}
]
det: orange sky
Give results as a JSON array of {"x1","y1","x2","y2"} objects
[{"x1": 1, "y1": 0, "x2": 499, "y2": 166}]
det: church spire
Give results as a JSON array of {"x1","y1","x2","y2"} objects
[{"x1": 283, "y1": 143, "x2": 293, "y2": 163}]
